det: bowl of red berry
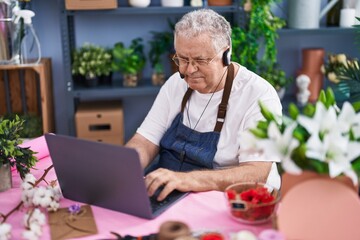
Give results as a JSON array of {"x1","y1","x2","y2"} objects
[{"x1": 224, "y1": 182, "x2": 280, "y2": 224}]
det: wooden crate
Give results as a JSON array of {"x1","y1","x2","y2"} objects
[
  {"x1": 0, "y1": 58, "x2": 54, "y2": 134},
  {"x1": 65, "y1": 0, "x2": 118, "y2": 10}
]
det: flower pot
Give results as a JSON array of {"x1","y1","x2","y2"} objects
[
  {"x1": 297, "y1": 48, "x2": 325, "y2": 102},
  {"x1": 152, "y1": 72, "x2": 165, "y2": 86},
  {"x1": 281, "y1": 171, "x2": 357, "y2": 198},
  {"x1": 129, "y1": 0, "x2": 150, "y2": 7},
  {"x1": 123, "y1": 73, "x2": 138, "y2": 87},
  {"x1": 208, "y1": 0, "x2": 232, "y2": 6},
  {"x1": 84, "y1": 76, "x2": 99, "y2": 88},
  {"x1": 277, "y1": 177, "x2": 360, "y2": 240},
  {"x1": 161, "y1": 0, "x2": 184, "y2": 7},
  {"x1": 0, "y1": 164, "x2": 12, "y2": 192},
  {"x1": 99, "y1": 73, "x2": 113, "y2": 85}
]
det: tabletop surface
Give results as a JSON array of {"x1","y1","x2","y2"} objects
[{"x1": 0, "y1": 136, "x2": 273, "y2": 240}]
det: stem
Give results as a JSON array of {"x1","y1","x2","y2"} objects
[{"x1": 0, "y1": 165, "x2": 54, "y2": 224}]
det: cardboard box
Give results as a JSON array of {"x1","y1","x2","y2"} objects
[
  {"x1": 65, "y1": 0, "x2": 118, "y2": 10},
  {"x1": 75, "y1": 101, "x2": 124, "y2": 145}
]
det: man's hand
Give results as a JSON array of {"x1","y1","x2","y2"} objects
[
  {"x1": 145, "y1": 168, "x2": 190, "y2": 201},
  {"x1": 144, "y1": 162, "x2": 273, "y2": 201}
]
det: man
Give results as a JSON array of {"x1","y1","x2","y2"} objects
[{"x1": 126, "y1": 9, "x2": 282, "y2": 201}]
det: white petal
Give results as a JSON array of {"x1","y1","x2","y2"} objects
[{"x1": 282, "y1": 157, "x2": 303, "y2": 174}]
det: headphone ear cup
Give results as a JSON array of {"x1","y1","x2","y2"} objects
[{"x1": 222, "y1": 49, "x2": 231, "y2": 66}]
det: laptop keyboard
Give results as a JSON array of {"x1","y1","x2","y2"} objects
[{"x1": 149, "y1": 188, "x2": 188, "y2": 214}]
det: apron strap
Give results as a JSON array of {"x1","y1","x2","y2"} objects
[
  {"x1": 180, "y1": 63, "x2": 235, "y2": 132},
  {"x1": 181, "y1": 88, "x2": 193, "y2": 112},
  {"x1": 214, "y1": 63, "x2": 235, "y2": 132}
]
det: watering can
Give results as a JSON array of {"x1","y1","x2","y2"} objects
[{"x1": 288, "y1": 0, "x2": 339, "y2": 29}]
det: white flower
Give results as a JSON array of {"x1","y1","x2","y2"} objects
[
  {"x1": 32, "y1": 187, "x2": 53, "y2": 208},
  {"x1": 297, "y1": 102, "x2": 337, "y2": 137},
  {"x1": 22, "y1": 230, "x2": 39, "y2": 240},
  {"x1": 0, "y1": 223, "x2": 12, "y2": 240},
  {"x1": 24, "y1": 174, "x2": 36, "y2": 185},
  {"x1": 337, "y1": 102, "x2": 360, "y2": 134},
  {"x1": 27, "y1": 223, "x2": 42, "y2": 237},
  {"x1": 49, "y1": 185, "x2": 63, "y2": 202},
  {"x1": 47, "y1": 200, "x2": 60, "y2": 212},
  {"x1": 257, "y1": 122, "x2": 302, "y2": 174},
  {"x1": 21, "y1": 188, "x2": 35, "y2": 207},
  {"x1": 23, "y1": 209, "x2": 46, "y2": 228},
  {"x1": 304, "y1": 119, "x2": 360, "y2": 184}
]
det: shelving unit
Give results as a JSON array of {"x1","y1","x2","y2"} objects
[
  {"x1": 56, "y1": 0, "x2": 358, "y2": 140},
  {"x1": 58, "y1": 0, "x2": 244, "y2": 141}
]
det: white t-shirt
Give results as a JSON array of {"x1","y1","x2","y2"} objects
[{"x1": 137, "y1": 64, "x2": 282, "y2": 188}]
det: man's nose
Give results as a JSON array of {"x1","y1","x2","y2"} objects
[{"x1": 184, "y1": 60, "x2": 198, "y2": 73}]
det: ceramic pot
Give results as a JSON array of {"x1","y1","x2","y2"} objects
[
  {"x1": 208, "y1": 0, "x2": 232, "y2": 6},
  {"x1": 129, "y1": 0, "x2": 150, "y2": 7},
  {"x1": 297, "y1": 48, "x2": 325, "y2": 102},
  {"x1": 84, "y1": 76, "x2": 99, "y2": 88},
  {"x1": 281, "y1": 171, "x2": 357, "y2": 198},
  {"x1": 123, "y1": 73, "x2": 138, "y2": 87},
  {"x1": 161, "y1": 0, "x2": 184, "y2": 7},
  {"x1": 0, "y1": 164, "x2": 12, "y2": 192},
  {"x1": 152, "y1": 72, "x2": 165, "y2": 86},
  {"x1": 99, "y1": 73, "x2": 112, "y2": 85},
  {"x1": 277, "y1": 177, "x2": 360, "y2": 240}
]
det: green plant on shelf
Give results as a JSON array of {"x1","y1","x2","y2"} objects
[
  {"x1": 148, "y1": 20, "x2": 175, "y2": 74},
  {"x1": 258, "y1": 61, "x2": 293, "y2": 91},
  {"x1": 112, "y1": 38, "x2": 146, "y2": 75},
  {"x1": 232, "y1": 0, "x2": 289, "y2": 90},
  {"x1": 71, "y1": 43, "x2": 112, "y2": 79}
]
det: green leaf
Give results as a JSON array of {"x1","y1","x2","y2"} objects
[{"x1": 288, "y1": 103, "x2": 299, "y2": 120}]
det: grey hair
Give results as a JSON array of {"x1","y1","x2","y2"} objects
[{"x1": 174, "y1": 9, "x2": 232, "y2": 52}]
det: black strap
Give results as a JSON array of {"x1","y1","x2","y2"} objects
[
  {"x1": 180, "y1": 63, "x2": 235, "y2": 132},
  {"x1": 214, "y1": 63, "x2": 235, "y2": 132}
]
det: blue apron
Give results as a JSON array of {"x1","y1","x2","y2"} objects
[{"x1": 157, "y1": 64, "x2": 235, "y2": 172}]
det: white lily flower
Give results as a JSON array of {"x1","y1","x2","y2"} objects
[
  {"x1": 256, "y1": 122, "x2": 302, "y2": 174},
  {"x1": 337, "y1": 102, "x2": 358, "y2": 134},
  {"x1": 305, "y1": 128, "x2": 360, "y2": 184},
  {"x1": 297, "y1": 102, "x2": 337, "y2": 136}
]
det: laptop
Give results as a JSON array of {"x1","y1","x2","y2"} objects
[{"x1": 44, "y1": 133, "x2": 188, "y2": 219}]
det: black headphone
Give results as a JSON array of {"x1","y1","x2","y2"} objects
[
  {"x1": 222, "y1": 48, "x2": 231, "y2": 66},
  {"x1": 222, "y1": 33, "x2": 232, "y2": 66}
]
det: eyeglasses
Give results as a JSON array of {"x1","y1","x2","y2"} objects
[{"x1": 172, "y1": 50, "x2": 222, "y2": 68}]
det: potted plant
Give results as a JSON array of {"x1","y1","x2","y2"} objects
[
  {"x1": 148, "y1": 30, "x2": 174, "y2": 86},
  {"x1": 0, "y1": 115, "x2": 37, "y2": 192},
  {"x1": 239, "y1": 88, "x2": 360, "y2": 191},
  {"x1": 71, "y1": 43, "x2": 113, "y2": 87},
  {"x1": 232, "y1": 0, "x2": 289, "y2": 93},
  {"x1": 112, "y1": 38, "x2": 146, "y2": 87},
  {"x1": 258, "y1": 61, "x2": 293, "y2": 99}
]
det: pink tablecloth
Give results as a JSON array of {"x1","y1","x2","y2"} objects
[{"x1": 0, "y1": 136, "x2": 272, "y2": 239}]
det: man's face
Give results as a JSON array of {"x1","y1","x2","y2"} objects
[{"x1": 174, "y1": 33, "x2": 228, "y2": 94}]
